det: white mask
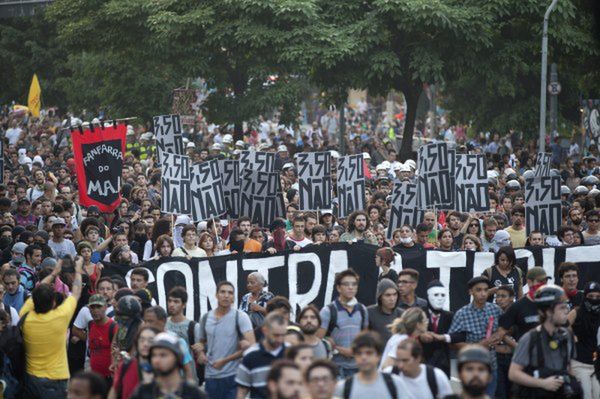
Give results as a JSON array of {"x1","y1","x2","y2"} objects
[
  {"x1": 400, "y1": 237, "x2": 413, "y2": 244},
  {"x1": 427, "y1": 286, "x2": 446, "y2": 311}
]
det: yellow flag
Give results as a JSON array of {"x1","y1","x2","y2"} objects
[{"x1": 28, "y1": 74, "x2": 41, "y2": 118}]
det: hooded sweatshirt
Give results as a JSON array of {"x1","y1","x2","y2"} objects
[{"x1": 367, "y1": 278, "x2": 403, "y2": 343}]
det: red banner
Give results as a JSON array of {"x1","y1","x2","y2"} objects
[{"x1": 72, "y1": 124, "x2": 126, "y2": 213}]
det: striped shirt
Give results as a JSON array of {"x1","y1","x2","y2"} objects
[{"x1": 236, "y1": 342, "x2": 286, "y2": 399}]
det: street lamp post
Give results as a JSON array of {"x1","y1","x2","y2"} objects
[{"x1": 539, "y1": 0, "x2": 559, "y2": 153}]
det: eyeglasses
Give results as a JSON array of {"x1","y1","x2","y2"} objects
[
  {"x1": 469, "y1": 224, "x2": 479, "y2": 228},
  {"x1": 308, "y1": 376, "x2": 334, "y2": 384},
  {"x1": 339, "y1": 282, "x2": 358, "y2": 287}
]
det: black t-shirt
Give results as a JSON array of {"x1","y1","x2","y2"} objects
[
  {"x1": 499, "y1": 296, "x2": 540, "y2": 341},
  {"x1": 568, "y1": 290, "x2": 584, "y2": 310},
  {"x1": 130, "y1": 381, "x2": 206, "y2": 399}
]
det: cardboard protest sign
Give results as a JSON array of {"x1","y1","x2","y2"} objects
[
  {"x1": 72, "y1": 123, "x2": 126, "y2": 212},
  {"x1": 240, "y1": 170, "x2": 285, "y2": 227},
  {"x1": 455, "y1": 154, "x2": 489, "y2": 212},
  {"x1": 161, "y1": 153, "x2": 191, "y2": 215},
  {"x1": 297, "y1": 152, "x2": 332, "y2": 211},
  {"x1": 534, "y1": 153, "x2": 552, "y2": 177},
  {"x1": 153, "y1": 114, "x2": 185, "y2": 166},
  {"x1": 337, "y1": 154, "x2": 366, "y2": 218},
  {"x1": 217, "y1": 159, "x2": 240, "y2": 218},
  {"x1": 387, "y1": 181, "x2": 424, "y2": 238},
  {"x1": 239, "y1": 150, "x2": 275, "y2": 172},
  {"x1": 524, "y1": 175, "x2": 561, "y2": 235},
  {"x1": 190, "y1": 160, "x2": 227, "y2": 221},
  {"x1": 417, "y1": 142, "x2": 454, "y2": 209}
]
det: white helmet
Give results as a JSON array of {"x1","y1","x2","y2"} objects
[{"x1": 222, "y1": 134, "x2": 233, "y2": 144}]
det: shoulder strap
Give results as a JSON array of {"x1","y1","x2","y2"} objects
[
  {"x1": 180, "y1": 247, "x2": 189, "y2": 255},
  {"x1": 425, "y1": 365, "x2": 438, "y2": 398},
  {"x1": 17, "y1": 312, "x2": 28, "y2": 332},
  {"x1": 483, "y1": 267, "x2": 492, "y2": 280},
  {"x1": 108, "y1": 321, "x2": 117, "y2": 343},
  {"x1": 235, "y1": 309, "x2": 243, "y2": 340},
  {"x1": 326, "y1": 303, "x2": 338, "y2": 337},
  {"x1": 358, "y1": 304, "x2": 368, "y2": 330},
  {"x1": 391, "y1": 365, "x2": 400, "y2": 375},
  {"x1": 343, "y1": 376, "x2": 354, "y2": 399},
  {"x1": 381, "y1": 372, "x2": 398, "y2": 399},
  {"x1": 187, "y1": 320, "x2": 197, "y2": 346},
  {"x1": 321, "y1": 338, "x2": 333, "y2": 358},
  {"x1": 200, "y1": 313, "x2": 209, "y2": 340},
  {"x1": 117, "y1": 359, "x2": 133, "y2": 399}
]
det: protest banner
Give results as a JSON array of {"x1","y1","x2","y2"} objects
[
  {"x1": 534, "y1": 152, "x2": 552, "y2": 177},
  {"x1": 455, "y1": 154, "x2": 489, "y2": 212},
  {"x1": 297, "y1": 152, "x2": 332, "y2": 211},
  {"x1": 153, "y1": 114, "x2": 185, "y2": 166},
  {"x1": 417, "y1": 142, "x2": 454, "y2": 209},
  {"x1": 217, "y1": 159, "x2": 240, "y2": 218},
  {"x1": 524, "y1": 175, "x2": 562, "y2": 235},
  {"x1": 387, "y1": 181, "x2": 424, "y2": 238},
  {"x1": 161, "y1": 152, "x2": 191, "y2": 215},
  {"x1": 71, "y1": 123, "x2": 126, "y2": 213},
  {"x1": 337, "y1": 154, "x2": 366, "y2": 218},
  {"x1": 102, "y1": 243, "x2": 600, "y2": 319},
  {"x1": 239, "y1": 150, "x2": 275, "y2": 172},
  {"x1": 240, "y1": 170, "x2": 285, "y2": 227},
  {"x1": 190, "y1": 160, "x2": 227, "y2": 222}
]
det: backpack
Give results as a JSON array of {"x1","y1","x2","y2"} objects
[
  {"x1": 390, "y1": 365, "x2": 438, "y2": 398},
  {"x1": 17, "y1": 266, "x2": 37, "y2": 291},
  {"x1": 200, "y1": 309, "x2": 244, "y2": 341},
  {"x1": 325, "y1": 302, "x2": 368, "y2": 337},
  {"x1": 343, "y1": 373, "x2": 397, "y2": 399},
  {"x1": 0, "y1": 312, "x2": 29, "y2": 381}
]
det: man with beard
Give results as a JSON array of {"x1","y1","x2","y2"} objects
[
  {"x1": 130, "y1": 333, "x2": 205, "y2": 399},
  {"x1": 266, "y1": 360, "x2": 304, "y2": 399},
  {"x1": 297, "y1": 305, "x2": 331, "y2": 360},
  {"x1": 446, "y1": 211, "x2": 464, "y2": 249},
  {"x1": 504, "y1": 205, "x2": 527, "y2": 248},
  {"x1": 26, "y1": 169, "x2": 47, "y2": 202},
  {"x1": 443, "y1": 345, "x2": 494, "y2": 399},
  {"x1": 568, "y1": 208, "x2": 585, "y2": 231},
  {"x1": 339, "y1": 211, "x2": 378, "y2": 245},
  {"x1": 367, "y1": 278, "x2": 402, "y2": 344},
  {"x1": 420, "y1": 280, "x2": 465, "y2": 377},
  {"x1": 567, "y1": 281, "x2": 600, "y2": 399}
]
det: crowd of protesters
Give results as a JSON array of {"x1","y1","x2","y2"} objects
[{"x1": 0, "y1": 102, "x2": 599, "y2": 399}]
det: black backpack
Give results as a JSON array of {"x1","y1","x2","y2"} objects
[
  {"x1": 325, "y1": 303, "x2": 368, "y2": 337},
  {"x1": 343, "y1": 373, "x2": 397, "y2": 399},
  {"x1": 390, "y1": 365, "x2": 438, "y2": 398}
]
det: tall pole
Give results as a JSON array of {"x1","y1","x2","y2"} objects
[
  {"x1": 339, "y1": 102, "x2": 346, "y2": 156},
  {"x1": 549, "y1": 63, "x2": 558, "y2": 137},
  {"x1": 539, "y1": 0, "x2": 559, "y2": 153}
]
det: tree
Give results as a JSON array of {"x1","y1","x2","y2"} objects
[
  {"x1": 442, "y1": 0, "x2": 600, "y2": 136},
  {"x1": 47, "y1": 0, "x2": 316, "y2": 134}
]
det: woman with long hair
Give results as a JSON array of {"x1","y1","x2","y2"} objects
[
  {"x1": 437, "y1": 229, "x2": 455, "y2": 251},
  {"x1": 152, "y1": 234, "x2": 174, "y2": 260},
  {"x1": 461, "y1": 234, "x2": 483, "y2": 252},
  {"x1": 380, "y1": 308, "x2": 429, "y2": 369},
  {"x1": 77, "y1": 241, "x2": 102, "y2": 294},
  {"x1": 376, "y1": 247, "x2": 398, "y2": 282},
  {"x1": 461, "y1": 216, "x2": 482, "y2": 239},
  {"x1": 142, "y1": 218, "x2": 172, "y2": 261},
  {"x1": 482, "y1": 246, "x2": 523, "y2": 300},
  {"x1": 108, "y1": 326, "x2": 160, "y2": 399},
  {"x1": 198, "y1": 232, "x2": 216, "y2": 257}
]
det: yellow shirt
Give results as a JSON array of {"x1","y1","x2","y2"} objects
[
  {"x1": 504, "y1": 226, "x2": 527, "y2": 248},
  {"x1": 19, "y1": 295, "x2": 77, "y2": 379}
]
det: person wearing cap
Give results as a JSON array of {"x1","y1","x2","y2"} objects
[
  {"x1": 137, "y1": 133, "x2": 155, "y2": 161},
  {"x1": 449, "y1": 345, "x2": 494, "y2": 399},
  {"x1": 86, "y1": 294, "x2": 118, "y2": 383},
  {"x1": 367, "y1": 277, "x2": 402, "y2": 345},
  {"x1": 2, "y1": 241, "x2": 27, "y2": 271},
  {"x1": 130, "y1": 332, "x2": 205, "y2": 399},
  {"x1": 48, "y1": 216, "x2": 77, "y2": 258},
  {"x1": 275, "y1": 144, "x2": 292, "y2": 171},
  {"x1": 509, "y1": 285, "x2": 579, "y2": 398},
  {"x1": 449, "y1": 276, "x2": 503, "y2": 397},
  {"x1": 496, "y1": 266, "x2": 550, "y2": 346},
  {"x1": 566, "y1": 281, "x2": 600, "y2": 399}
]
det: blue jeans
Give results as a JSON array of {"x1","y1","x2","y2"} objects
[
  {"x1": 23, "y1": 374, "x2": 67, "y2": 399},
  {"x1": 338, "y1": 366, "x2": 359, "y2": 379},
  {"x1": 487, "y1": 368, "x2": 498, "y2": 398},
  {"x1": 205, "y1": 375, "x2": 237, "y2": 399}
]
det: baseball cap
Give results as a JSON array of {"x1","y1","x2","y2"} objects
[
  {"x1": 88, "y1": 294, "x2": 107, "y2": 307},
  {"x1": 277, "y1": 145, "x2": 288, "y2": 153},
  {"x1": 51, "y1": 217, "x2": 66, "y2": 227},
  {"x1": 526, "y1": 266, "x2": 551, "y2": 281}
]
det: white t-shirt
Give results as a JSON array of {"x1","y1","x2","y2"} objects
[
  {"x1": 172, "y1": 246, "x2": 207, "y2": 258},
  {"x1": 380, "y1": 334, "x2": 407, "y2": 370},
  {"x1": 73, "y1": 305, "x2": 115, "y2": 329},
  {"x1": 5, "y1": 127, "x2": 21, "y2": 145},
  {"x1": 0, "y1": 303, "x2": 19, "y2": 326},
  {"x1": 382, "y1": 365, "x2": 453, "y2": 399}
]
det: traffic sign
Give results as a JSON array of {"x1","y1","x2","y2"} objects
[{"x1": 548, "y1": 82, "x2": 561, "y2": 95}]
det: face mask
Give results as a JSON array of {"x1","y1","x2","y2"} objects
[
  {"x1": 584, "y1": 298, "x2": 600, "y2": 314},
  {"x1": 528, "y1": 282, "x2": 545, "y2": 300},
  {"x1": 12, "y1": 254, "x2": 24, "y2": 265},
  {"x1": 400, "y1": 237, "x2": 413, "y2": 244},
  {"x1": 427, "y1": 287, "x2": 447, "y2": 311}
]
